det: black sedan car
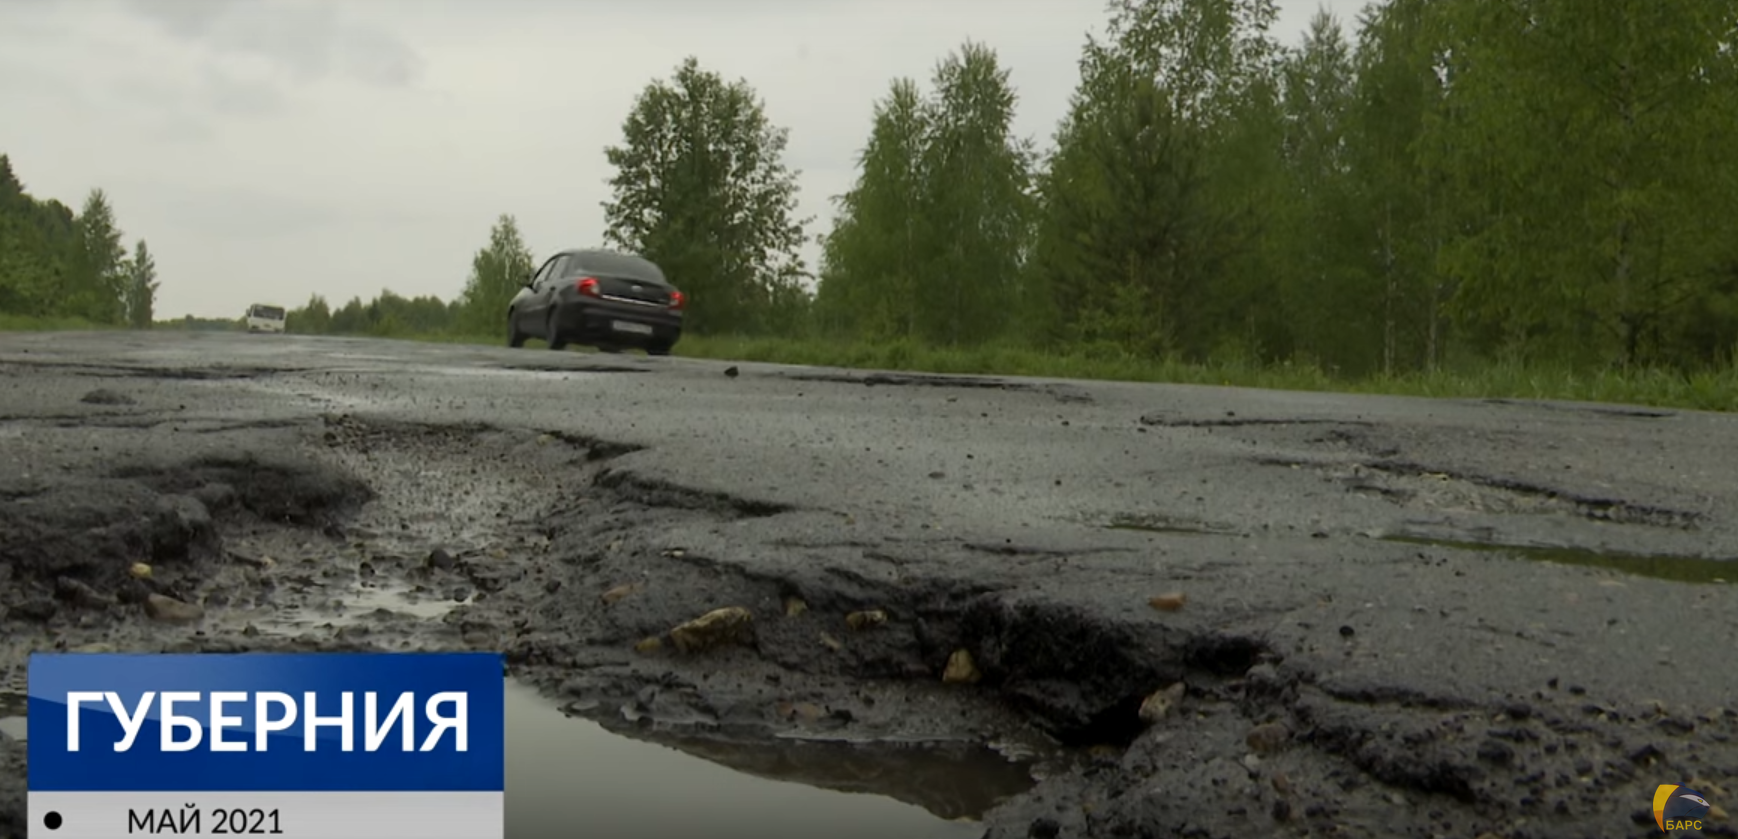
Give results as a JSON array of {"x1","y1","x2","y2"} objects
[{"x1": 507, "y1": 249, "x2": 684, "y2": 355}]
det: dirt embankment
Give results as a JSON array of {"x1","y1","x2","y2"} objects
[{"x1": 3, "y1": 408, "x2": 1737, "y2": 839}]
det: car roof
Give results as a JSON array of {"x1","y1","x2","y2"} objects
[{"x1": 555, "y1": 249, "x2": 668, "y2": 283}]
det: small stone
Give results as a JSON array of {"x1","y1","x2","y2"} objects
[
  {"x1": 633, "y1": 637, "x2": 662, "y2": 654},
  {"x1": 783, "y1": 596, "x2": 808, "y2": 617},
  {"x1": 600, "y1": 584, "x2": 638, "y2": 604},
  {"x1": 1270, "y1": 772, "x2": 1291, "y2": 794},
  {"x1": 1148, "y1": 593, "x2": 1186, "y2": 612},
  {"x1": 1246, "y1": 722, "x2": 1291, "y2": 753},
  {"x1": 1138, "y1": 682, "x2": 1186, "y2": 724},
  {"x1": 819, "y1": 632, "x2": 842, "y2": 651},
  {"x1": 845, "y1": 609, "x2": 886, "y2": 630},
  {"x1": 1338, "y1": 625, "x2": 1355, "y2": 637},
  {"x1": 943, "y1": 649, "x2": 981, "y2": 684},
  {"x1": 426, "y1": 549, "x2": 457, "y2": 570},
  {"x1": 128, "y1": 562, "x2": 153, "y2": 580},
  {"x1": 669, "y1": 606, "x2": 753, "y2": 653},
  {"x1": 144, "y1": 594, "x2": 204, "y2": 624}
]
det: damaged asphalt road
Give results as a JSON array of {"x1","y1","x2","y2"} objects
[{"x1": 2, "y1": 330, "x2": 1738, "y2": 839}]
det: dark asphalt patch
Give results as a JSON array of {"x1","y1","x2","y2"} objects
[
  {"x1": 0, "y1": 360, "x2": 306, "y2": 380},
  {"x1": 1139, "y1": 412, "x2": 1374, "y2": 428},
  {"x1": 1380, "y1": 535, "x2": 1737, "y2": 585},
  {"x1": 1482, "y1": 398, "x2": 1678, "y2": 419},
  {"x1": 493, "y1": 362, "x2": 650, "y2": 375},
  {"x1": 783, "y1": 371, "x2": 1094, "y2": 404}
]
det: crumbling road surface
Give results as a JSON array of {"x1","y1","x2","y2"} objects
[{"x1": 2, "y1": 330, "x2": 1737, "y2": 839}]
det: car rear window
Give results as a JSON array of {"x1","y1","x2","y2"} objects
[
  {"x1": 251, "y1": 306, "x2": 285, "y2": 320},
  {"x1": 564, "y1": 251, "x2": 666, "y2": 283}
]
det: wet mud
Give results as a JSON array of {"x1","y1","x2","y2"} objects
[{"x1": 4, "y1": 334, "x2": 1738, "y2": 838}]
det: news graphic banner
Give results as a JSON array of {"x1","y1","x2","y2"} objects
[{"x1": 28, "y1": 652, "x2": 504, "y2": 838}]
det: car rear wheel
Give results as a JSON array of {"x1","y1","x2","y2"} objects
[
  {"x1": 646, "y1": 343, "x2": 671, "y2": 357},
  {"x1": 545, "y1": 310, "x2": 568, "y2": 351},
  {"x1": 507, "y1": 310, "x2": 526, "y2": 348}
]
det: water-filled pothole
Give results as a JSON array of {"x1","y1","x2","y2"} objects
[
  {"x1": 1382, "y1": 536, "x2": 1734, "y2": 584},
  {"x1": 0, "y1": 682, "x2": 1025, "y2": 836},
  {"x1": 505, "y1": 681, "x2": 1021, "y2": 838}
]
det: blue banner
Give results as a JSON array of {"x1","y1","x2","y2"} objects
[{"x1": 28, "y1": 652, "x2": 505, "y2": 792}]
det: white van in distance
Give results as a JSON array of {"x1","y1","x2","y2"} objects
[{"x1": 246, "y1": 304, "x2": 286, "y2": 333}]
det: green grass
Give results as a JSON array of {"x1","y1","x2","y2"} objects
[
  {"x1": 421, "y1": 330, "x2": 1738, "y2": 413},
  {"x1": 8, "y1": 314, "x2": 1736, "y2": 412}
]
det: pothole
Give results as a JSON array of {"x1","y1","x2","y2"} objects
[{"x1": 1381, "y1": 535, "x2": 1735, "y2": 584}]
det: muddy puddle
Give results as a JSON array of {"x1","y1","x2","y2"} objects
[
  {"x1": 1382, "y1": 535, "x2": 1735, "y2": 584},
  {"x1": 507, "y1": 682, "x2": 1018, "y2": 838}
]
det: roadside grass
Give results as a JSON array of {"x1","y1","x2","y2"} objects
[
  {"x1": 419, "y1": 330, "x2": 1738, "y2": 413},
  {"x1": 7, "y1": 316, "x2": 1734, "y2": 412}
]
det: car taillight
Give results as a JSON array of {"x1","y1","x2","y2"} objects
[
  {"x1": 576, "y1": 277, "x2": 600, "y2": 297},
  {"x1": 669, "y1": 290, "x2": 685, "y2": 310}
]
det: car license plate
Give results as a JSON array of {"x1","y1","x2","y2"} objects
[{"x1": 612, "y1": 320, "x2": 653, "y2": 336}]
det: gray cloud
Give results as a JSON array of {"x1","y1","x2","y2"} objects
[
  {"x1": 154, "y1": 183, "x2": 339, "y2": 240},
  {"x1": 124, "y1": 0, "x2": 424, "y2": 88}
]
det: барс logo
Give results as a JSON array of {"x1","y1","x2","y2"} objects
[{"x1": 1654, "y1": 784, "x2": 1713, "y2": 832}]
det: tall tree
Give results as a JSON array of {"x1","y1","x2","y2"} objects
[
  {"x1": 70, "y1": 188, "x2": 127, "y2": 324},
  {"x1": 1029, "y1": 0, "x2": 1282, "y2": 359},
  {"x1": 457, "y1": 213, "x2": 536, "y2": 336},
  {"x1": 815, "y1": 78, "x2": 931, "y2": 340},
  {"x1": 1270, "y1": 11, "x2": 1381, "y2": 373},
  {"x1": 289, "y1": 294, "x2": 332, "y2": 334},
  {"x1": 817, "y1": 43, "x2": 1034, "y2": 346},
  {"x1": 912, "y1": 42, "x2": 1035, "y2": 346},
  {"x1": 1425, "y1": 0, "x2": 1738, "y2": 367},
  {"x1": 602, "y1": 56, "x2": 811, "y2": 335},
  {"x1": 1341, "y1": 0, "x2": 1448, "y2": 373},
  {"x1": 123, "y1": 239, "x2": 158, "y2": 329}
]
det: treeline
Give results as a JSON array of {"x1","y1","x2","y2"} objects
[
  {"x1": 296, "y1": 0, "x2": 1738, "y2": 375},
  {"x1": 0, "y1": 155, "x2": 160, "y2": 327},
  {"x1": 284, "y1": 290, "x2": 461, "y2": 337}
]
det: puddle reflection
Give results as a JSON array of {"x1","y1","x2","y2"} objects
[{"x1": 506, "y1": 682, "x2": 1019, "y2": 839}]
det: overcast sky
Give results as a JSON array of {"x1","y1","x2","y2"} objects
[{"x1": 0, "y1": 0, "x2": 1371, "y2": 320}]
